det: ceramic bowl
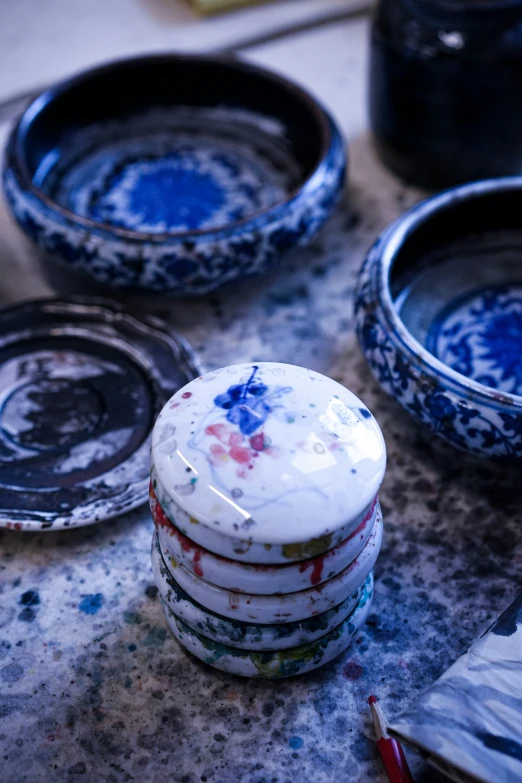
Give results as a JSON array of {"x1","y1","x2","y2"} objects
[
  {"x1": 151, "y1": 362, "x2": 386, "y2": 564},
  {"x1": 159, "y1": 511, "x2": 382, "y2": 624},
  {"x1": 355, "y1": 178, "x2": 522, "y2": 460},
  {"x1": 152, "y1": 533, "x2": 367, "y2": 651},
  {"x1": 153, "y1": 481, "x2": 379, "y2": 593},
  {"x1": 161, "y1": 573, "x2": 373, "y2": 678},
  {"x1": 3, "y1": 54, "x2": 346, "y2": 297}
]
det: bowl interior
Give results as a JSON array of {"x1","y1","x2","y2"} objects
[
  {"x1": 389, "y1": 187, "x2": 522, "y2": 396},
  {"x1": 18, "y1": 57, "x2": 327, "y2": 235}
]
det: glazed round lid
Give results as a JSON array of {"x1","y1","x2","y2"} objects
[{"x1": 151, "y1": 362, "x2": 386, "y2": 554}]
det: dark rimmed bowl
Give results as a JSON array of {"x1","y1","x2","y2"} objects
[
  {"x1": 355, "y1": 177, "x2": 522, "y2": 461},
  {"x1": 3, "y1": 54, "x2": 346, "y2": 297}
]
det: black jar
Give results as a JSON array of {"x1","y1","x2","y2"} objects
[{"x1": 369, "y1": 0, "x2": 522, "y2": 189}]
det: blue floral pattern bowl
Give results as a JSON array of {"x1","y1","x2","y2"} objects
[
  {"x1": 355, "y1": 177, "x2": 522, "y2": 461},
  {"x1": 2, "y1": 55, "x2": 346, "y2": 297}
]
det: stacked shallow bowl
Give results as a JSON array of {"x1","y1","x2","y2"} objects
[{"x1": 149, "y1": 362, "x2": 386, "y2": 678}]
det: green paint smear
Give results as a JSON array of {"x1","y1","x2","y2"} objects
[{"x1": 282, "y1": 533, "x2": 333, "y2": 561}]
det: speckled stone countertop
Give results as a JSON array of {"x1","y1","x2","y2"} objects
[{"x1": 2, "y1": 18, "x2": 522, "y2": 783}]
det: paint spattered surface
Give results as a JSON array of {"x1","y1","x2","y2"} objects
[{"x1": 1, "y1": 136, "x2": 522, "y2": 783}]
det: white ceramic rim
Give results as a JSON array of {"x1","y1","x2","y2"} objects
[
  {"x1": 161, "y1": 575, "x2": 373, "y2": 678},
  {"x1": 158, "y1": 511, "x2": 382, "y2": 624},
  {"x1": 154, "y1": 494, "x2": 380, "y2": 594},
  {"x1": 152, "y1": 533, "x2": 367, "y2": 651}
]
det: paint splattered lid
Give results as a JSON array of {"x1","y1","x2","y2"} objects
[
  {"x1": 0, "y1": 297, "x2": 199, "y2": 531},
  {"x1": 151, "y1": 362, "x2": 386, "y2": 563}
]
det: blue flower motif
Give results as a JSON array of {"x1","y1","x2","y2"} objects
[
  {"x1": 480, "y1": 310, "x2": 522, "y2": 393},
  {"x1": 499, "y1": 412, "x2": 522, "y2": 437},
  {"x1": 214, "y1": 366, "x2": 271, "y2": 436},
  {"x1": 361, "y1": 318, "x2": 379, "y2": 351},
  {"x1": 393, "y1": 353, "x2": 412, "y2": 390},
  {"x1": 425, "y1": 392, "x2": 457, "y2": 421},
  {"x1": 456, "y1": 402, "x2": 480, "y2": 426},
  {"x1": 447, "y1": 335, "x2": 473, "y2": 378}
]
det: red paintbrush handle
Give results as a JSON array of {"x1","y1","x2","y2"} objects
[{"x1": 377, "y1": 737, "x2": 415, "y2": 783}]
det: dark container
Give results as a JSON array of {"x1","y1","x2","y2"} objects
[{"x1": 369, "y1": 0, "x2": 522, "y2": 189}]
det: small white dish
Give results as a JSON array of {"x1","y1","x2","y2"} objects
[
  {"x1": 152, "y1": 482, "x2": 379, "y2": 593},
  {"x1": 161, "y1": 573, "x2": 374, "y2": 678},
  {"x1": 152, "y1": 533, "x2": 366, "y2": 651},
  {"x1": 151, "y1": 362, "x2": 386, "y2": 564},
  {"x1": 158, "y1": 510, "x2": 382, "y2": 624}
]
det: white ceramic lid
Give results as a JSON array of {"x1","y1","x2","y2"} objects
[{"x1": 151, "y1": 362, "x2": 386, "y2": 558}]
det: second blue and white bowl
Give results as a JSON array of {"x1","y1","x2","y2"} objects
[{"x1": 355, "y1": 177, "x2": 522, "y2": 461}]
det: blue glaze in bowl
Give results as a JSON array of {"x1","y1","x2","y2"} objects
[
  {"x1": 355, "y1": 177, "x2": 522, "y2": 460},
  {"x1": 3, "y1": 55, "x2": 346, "y2": 297}
]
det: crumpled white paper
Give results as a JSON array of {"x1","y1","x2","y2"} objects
[{"x1": 390, "y1": 593, "x2": 522, "y2": 783}]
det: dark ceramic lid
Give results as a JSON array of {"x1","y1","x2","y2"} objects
[{"x1": 0, "y1": 297, "x2": 199, "y2": 531}]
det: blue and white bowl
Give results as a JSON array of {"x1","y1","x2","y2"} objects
[
  {"x1": 355, "y1": 177, "x2": 522, "y2": 461},
  {"x1": 3, "y1": 54, "x2": 346, "y2": 297}
]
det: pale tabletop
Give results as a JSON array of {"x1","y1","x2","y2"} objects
[{"x1": 1, "y1": 4, "x2": 520, "y2": 783}]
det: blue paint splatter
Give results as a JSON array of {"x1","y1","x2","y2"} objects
[
  {"x1": 214, "y1": 366, "x2": 271, "y2": 436},
  {"x1": 20, "y1": 590, "x2": 40, "y2": 606},
  {"x1": 18, "y1": 590, "x2": 40, "y2": 622},
  {"x1": 128, "y1": 643, "x2": 137, "y2": 652},
  {"x1": 289, "y1": 736, "x2": 304, "y2": 750},
  {"x1": 79, "y1": 593, "x2": 104, "y2": 615}
]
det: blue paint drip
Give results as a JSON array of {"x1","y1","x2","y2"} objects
[
  {"x1": 79, "y1": 593, "x2": 104, "y2": 615},
  {"x1": 289, "y1": 736, "x2": 304, "y2": 750}
]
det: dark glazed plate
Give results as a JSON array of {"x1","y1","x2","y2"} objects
[
  {"x1": 0, "y1": 298, "x2": 199, "y2": 531},
  {"x1": 3, "y1": 55, "x2": 346, "y2": 296}
]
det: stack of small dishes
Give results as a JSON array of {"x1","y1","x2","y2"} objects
[{"x1": 149, "y1": 362, "x2": 386, "y2": 678}]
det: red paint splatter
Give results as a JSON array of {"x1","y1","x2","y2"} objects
[
  {"x1": 149, "y1": 485, "x2": 175, "y2": 532},
  {"x1": 343, "y1": 661, "x2": 363, "y2": 680},
  {"x1": 299, "y1": 553, "x2": 326, "y2": 586},
  {"x1": 169, "y1": 402, "x2": 180, "y2": 409},
  {"x1": 209, "y1": 443, "x2": 227, "y2": 464},
  {"x1": 250, "y1": 433, "x2": 265, "y2": 451},
  {"x1": 205, "y1": 423, "x2": 230, "y2": 443},
  {"x1": 182, "y1": 392, "x2": 192, "y2": 399},
  {"x1": 179, "y1": 531, "x2": 197, "y2": 553},
  {"x1": 229, "y1": 432, "x2": 243, "y2": 448},
  {"x1": 345, "y1": 498, "x2": 376, "y2": 541},
  {"x1": 192, "y1": 549, "x2": 204, "y2": 578},
  {"x1": 229, "y1": 446, "x2": 251, "y2": 464},
  {"x1": 363, "y1": 496, "x2": 378, "y2": 523},
  {"x1": 310, "y1": 554, "x2": 326, "y2": 585}
]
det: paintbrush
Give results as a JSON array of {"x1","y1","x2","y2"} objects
[{"x1": 369, "y1": 695, "x2": 415, "y2": 783}]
